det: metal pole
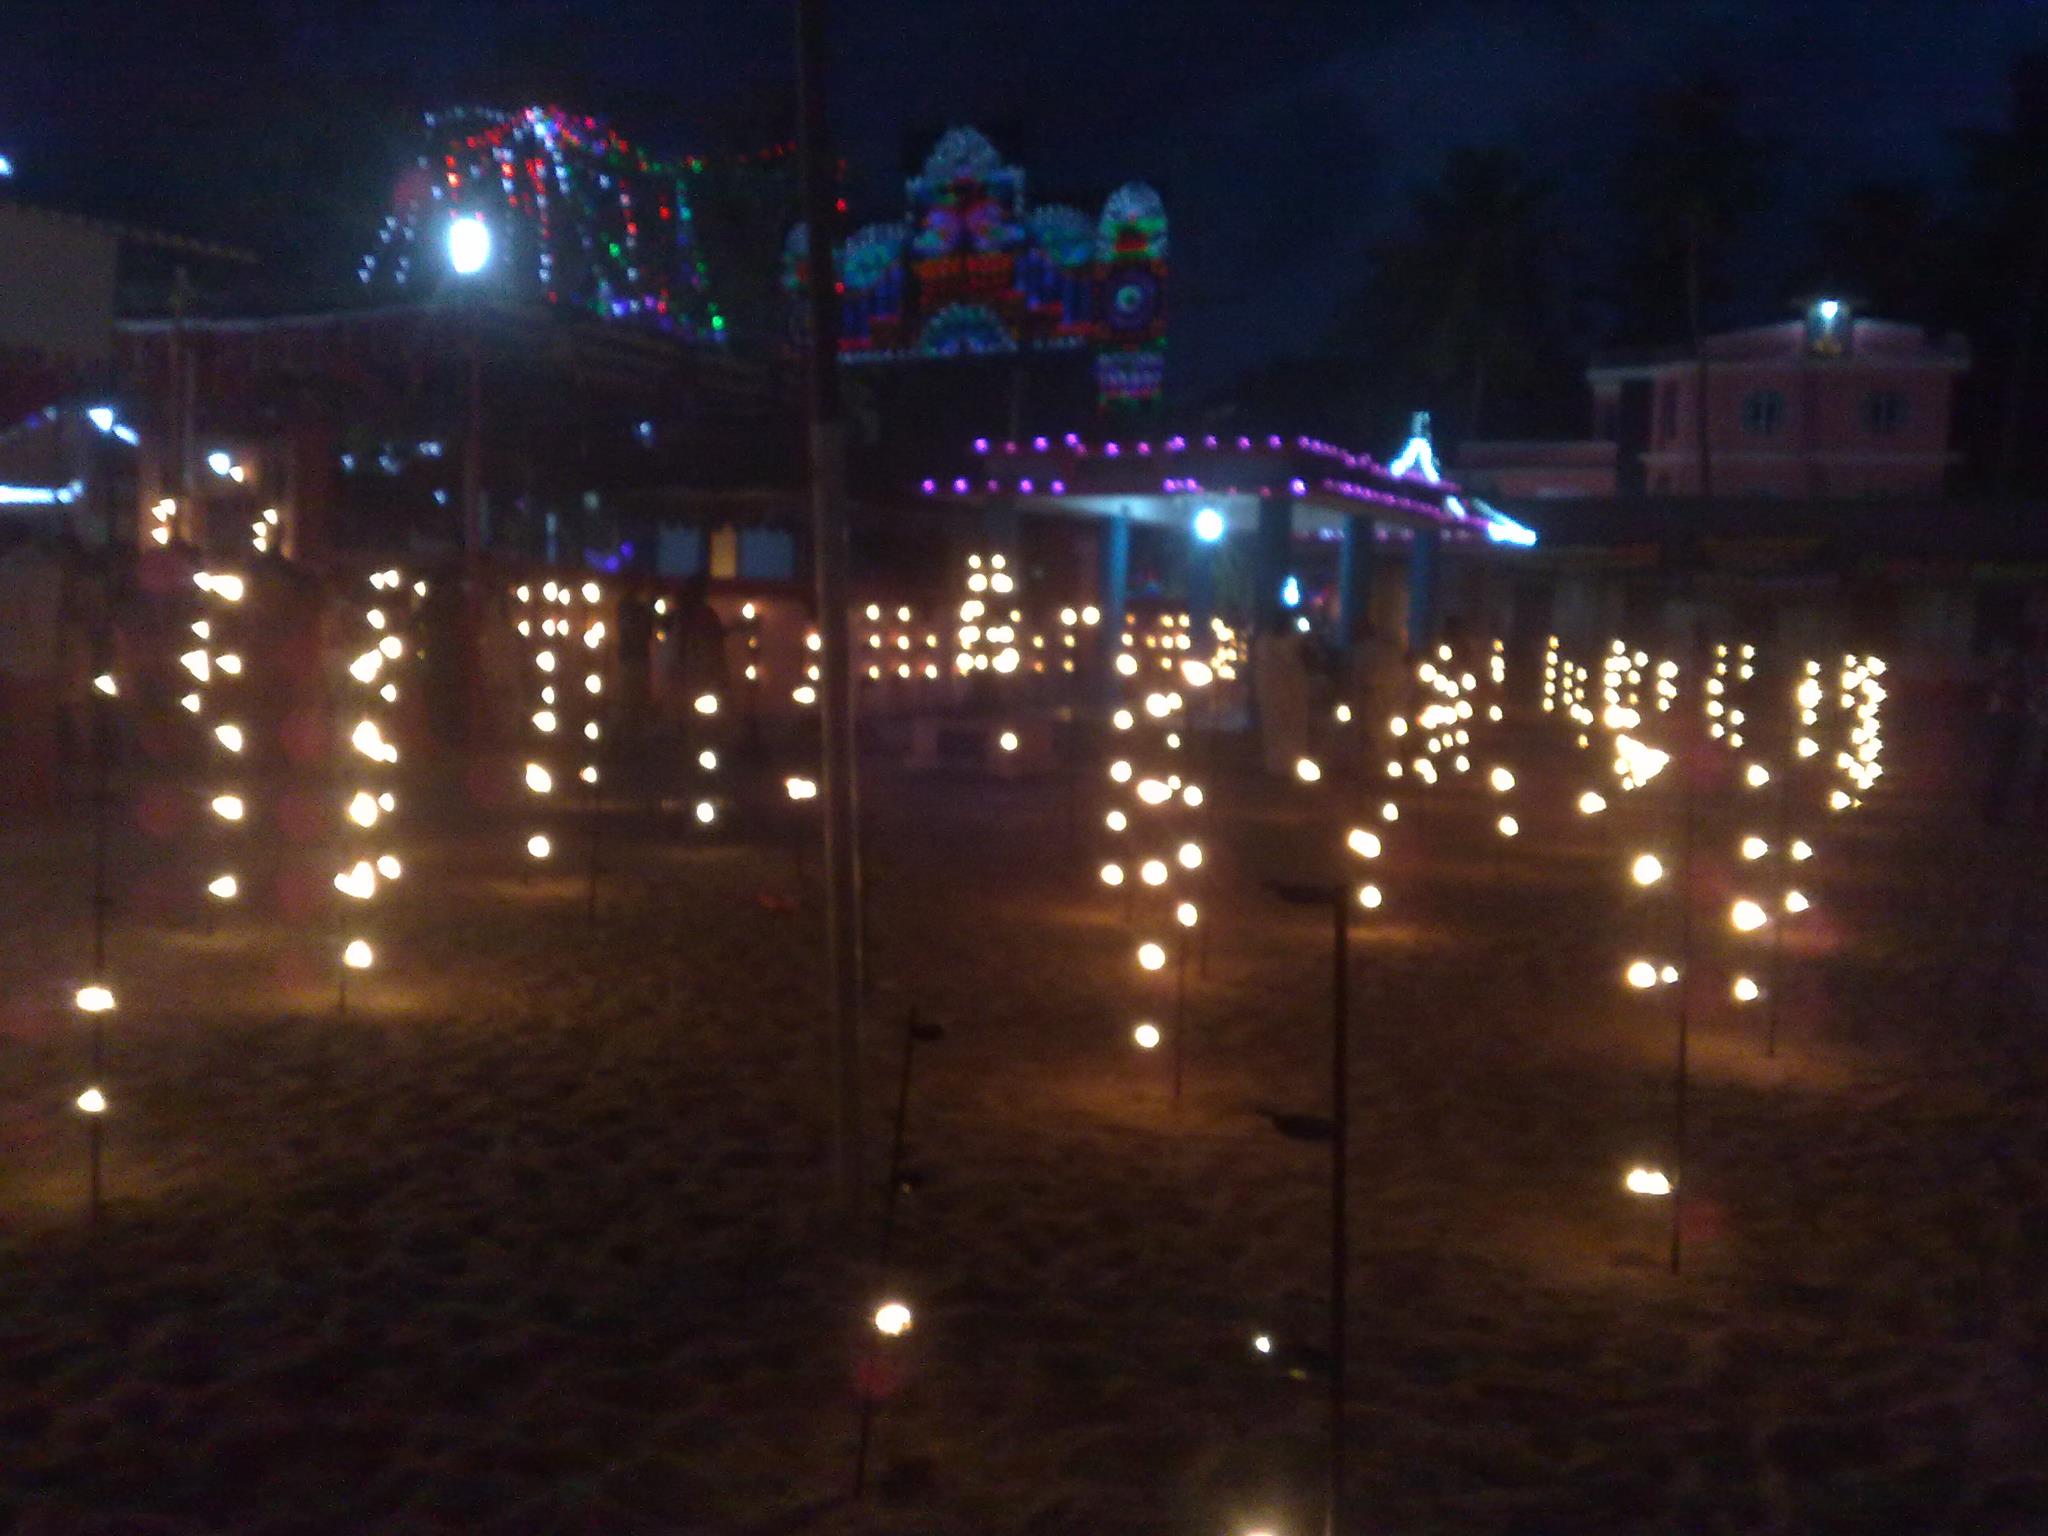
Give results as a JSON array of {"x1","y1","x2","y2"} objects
[
  {"x1": 1328, "y1": 891, "x2": 1349, "y2": 1536},
  {"x1": 1671, "y1": 758, "x2": 1696, "y2": 1275},
  {"x1": 796, "y1": 0, "x2": 865, "y2": 1217}
]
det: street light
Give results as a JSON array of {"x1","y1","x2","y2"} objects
[{"x1": 447, "y1": 214, "x2": 492, "y2": 276}]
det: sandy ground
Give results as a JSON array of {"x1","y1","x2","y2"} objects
[{"x1": 2, "y1": 696, "x2": 2045, "y2": 1535}]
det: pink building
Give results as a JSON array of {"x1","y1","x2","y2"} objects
[{"x1": 1587, "y1": 306, "x2": 1969, "y2": 499}]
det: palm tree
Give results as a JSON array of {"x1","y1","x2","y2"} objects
[
  {"x1": 1615, "y1": 77, "x2": 1771, "y2": 500},
  {"x1": 1958, "y1": 51, "x2": 2048, "y2": 501},
  {"x1": 1347, "y1": 146, "x2": 1560, "y2": 444}
]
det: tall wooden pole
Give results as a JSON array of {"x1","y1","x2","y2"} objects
[
  {"x1": 1327, "y1": 892, "x2": 1350, "y2": 1536},
  {"x1": 796, "y1": 0, "x2": 865, "y2": 1217}
]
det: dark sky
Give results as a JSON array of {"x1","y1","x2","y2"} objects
[{"x1": 6, "y1": 0, "x2": 2046, "y2": 402}]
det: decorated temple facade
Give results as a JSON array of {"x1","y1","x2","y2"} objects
[{"x1": 786, "y1": 127, "x2": 1167, "y2": 412}]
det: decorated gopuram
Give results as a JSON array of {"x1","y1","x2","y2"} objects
[{"x1": 785, "y1": 127, "x2": 1168, "y2": 413}]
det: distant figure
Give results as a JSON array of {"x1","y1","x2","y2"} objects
[
  {"x1": 1348, "y1": 619, "x2": 1397, "y2": 729},
  {"x1": 1254, "y1": 623, "x2": 1311, "y2": 777},
  {"x1": 1984, "y1": 624, "x2": 2048, "y2": 824},
  {"x1": 663, "y1": 576, "x2": 727, "y2": 715}
]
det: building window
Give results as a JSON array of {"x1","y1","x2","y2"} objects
[
  {"x1": 1862, "y1": 390, "x2": 1906, "y2": 436},
  {"x1": 1658, "y1": 381, "x2": 1678, "y2": 442},
  {"x1": 1741, "y1": 390, "x2": 1784, "y2": 436}
]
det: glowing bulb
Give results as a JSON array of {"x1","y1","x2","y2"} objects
[
  {"x1": 999, "y1": 731, "x2": 1019, "y2": 752},
  {"x1": 1783, "y1": 889, "x2": 1810, "y2": 914},
  {"x1": 1133, "y1": 1022, "x2": 1162, "y2": 1050},
  {"x1": 75, "y1": 985, "x2": 115, "y2": 1013},
  {"x1": 1295, "y1": 757, "x2": 1322, "y2": 783},
  {"x1": 525, "y1": 763, "x2": 553, "y2": 794},
  {"x1": 1745, "y1": 764, "x2": 1771, "y2": 788},
  {"x1": 1631, "y1": 854, "x2": 1663, "y2": 886},
  {"x1": 1252, "y1": 1333, "x2": 1272, "y2": 1355},
  {"x1": 585, "y1": 674, "x2": 602, "y2": 695},
  {"x1": 213, "y1": 723, "x2": 244, "y2": 753},
  {"x1": 1100, "y1": 863, "x2": 1125, "y2": 888},
  {"x1": 873, "y1": 1301, "x2": 913, "y2": 1336},
  {"x1": 1381, "y1": 801, "x2": 1398, "y2": 822},
  {"x1": 93, "y1": 672, "x2": 117, "y2": 697},
  {"x1": 1731, "y1": 899, "x2": 1768, "y2": 932},
  {"x1": 207, "y1": 874, "x2": 238, "y2": 900},
  {"x1": 1176, "y1": 901, "x2": 1198, "y2": 927},
  {"x1": 579, "y1": 765, "x2": 598, "y2": 785},
  {"x1": 1137, "y1": 780, "x2": 1171, "y2": 806},
  {"x1": 1347, "y1": 828, "x2": 1381, "y2": 859},
  {"x1": 1740, "y1": 836, "x2": 1768, "y2": 860},
  {"x1": 533, "y1": 710, "x2": 557, "y2": 733},
  {"x1": 785, "y1": 776, "x2": 818, "y2": 801},
  {"x1": 1626, "y1": 960, "x2": 1659, "y2": 989},
  {"x1": 1357, "y1": 884, "x2": 1383, "y2": 910},
  {"x1": 76, "y1": 1087, "x2": 107, "y2": 1115},
  {"x1": 1497, "y1": 815, "x2": 1518, "y2": 837},
  {"x1": 1790, "y1": 840, "x2": 1813, "y2": 861},
  {"x1": 346, "y1": 791, "x2": 379, "y2": 827},
  {"x1": 1625, "y1": 1168, "x2": 1672, "y2": 1196},
  {"x1": 342, "y1": 939, "x2": 374, "y2": 970},
  {"x1": 1732, "y1": 976, "x2": 1760, "y2": 1002},
  {"x1": 334, "y1": 861, "x2": 377, "y2": 899},
  {"x1": 211, "y1": 794, "x2": 244, "y2": 821},
  {"x1": 694, "y1": 693, "x2": 719, "y2": 716},
  {"x1": 527, "y1": 834, "x2": 551, "y2": 859},
  {"x1": 695, "y1": 800, "x2": 716, "y2": 825},
  {"x1": 1141, "y1": 859, "x2": 1168, "y2": 886},
  {"x1": 1489, "y1": 767, "x2": 1515, "y2": 793},
  {"x1": 1109, "y1": 760, "x2": 1133, "y2": 784},
  {"x1": 1137, "y1": 942, "x2": 1167, "y2": 971},
  {"x1": 1578, "y1": 791, "x2": 1606, "y2": 815},
  {"x1": 1106, "y1": 810, "x2": 1128, "y2": 833}
]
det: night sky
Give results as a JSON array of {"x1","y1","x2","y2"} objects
[{"x1": 7, "y1": 0, "x2": 2047, "y2": 403}]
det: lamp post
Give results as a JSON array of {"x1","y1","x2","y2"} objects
[
  {"x1": 446, "y1": 214, "x2": 490, "y2": 565},
  {"x1": 796, "y1": 0, "x2": 868, "y2": 1220},
  {"x1": 1267, "y1": 879, "x2": 1351, "y2": 1536}
]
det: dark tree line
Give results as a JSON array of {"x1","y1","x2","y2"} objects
[{"x1": 1225, "y1": 52, "x2": 2048, "y2": 501}]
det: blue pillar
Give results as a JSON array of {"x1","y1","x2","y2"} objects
[
  {"x1": 1336, "y1": 515, "x2": 1377, "y2": 656},
  {"x1": 1098, "y1": 511, "x2": 1131, "y2": 697},
  {"x1": 1254, "y1": 493, "x2": 1294, "y2": 633},
  {"x1": 1407, "y1": 527, "x2": 1441, "y2": 653},
  {"x1": 1186, "y1": 543, "x2": 1215, "y2": 635}
]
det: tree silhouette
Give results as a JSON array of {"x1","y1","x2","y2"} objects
[
  {"x1": 1614, "y1": 77, "x2": 1772, "y2": 498},
  {"x1": 1957, "y1": 50, "x2": 2048, "y2": 500}
]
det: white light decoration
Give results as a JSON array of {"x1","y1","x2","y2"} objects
[
  {"x1": 342, "y1": 938, "x2": 374, "y2": 970},
  {"x1": 75, "y1": 985, "x2": 115, "y2": 1013},
  {"x1": 1625, "y1": 1167, "x2": 1672, "y2": 1196},
  {"x1": 76, "y1": 1087, "x2": 108, "y2": 1115},
  {"x1": 1137, "y1": 942, "x2": 1167, "y2": 971},
  {"x1": 1730, "y1": 899, "x2": 1768, "y2": 932},
  {"x1": 211, "y1": 794, "x2": 245, "y2": 822},
  {"x1": 1740, "y1": 836, "x2": 1769, "y2": 860},
  {"x1": 1497, "y1": 815, "x2": 1519, "y2": 837},
  {"x1": 527, "y1": 834, "x2": 552, "y2": 860},
  {"x1": 873, "y1": 1301, "x2": 913, "y2": 1336},
  {"x1": 1578, "y1": 791, "x2": 1607, "y2": 815},
  {"x1": 525, "y1": 763, "x2": 553, "y2": 794},
  {"x1": 1346, "y1": 829, "x2": 1381, "y2": 859},
  {"x1": 1631, "y1": 854, "x2": 1663, "y2": 886},
  {"x1": 207, "y1": 874, "x2": 238, "y2": 900},
  {"x1": 1783, "y1": 889, "x2": 1810, "y2": 914},
  {"x1": 1133, "y1": 1022, "x2": 1162, "y2": 1050},
  {"x1": 1626, "y1": 959, "x2": 1660, "y2": 989},
  {"x1": 1732, "y1": 976, "x2": 1761, "y2": 1002},
  {"x1": 1295, "y1": 757, "x2": 1322, "y2": 783}
]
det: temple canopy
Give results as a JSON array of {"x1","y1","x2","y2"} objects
[{"x1": 918, "y1": 415, "x2": 1537, "y2": 549}]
